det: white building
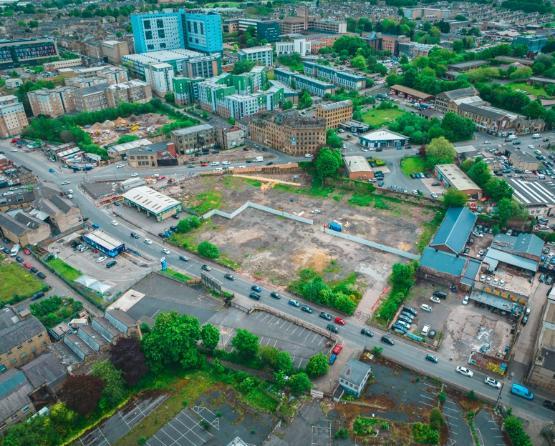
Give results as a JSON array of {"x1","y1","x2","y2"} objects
[
  {"x1": 238, "y1": 45, "x2": 273, "y2": 67},
  {"x1": 339, "y1": 359, "x2": 372, "y2": 398},
  {"x1": 145, "y1": 62, "x2": 174, "y2": 97},
  {"x1": 0, "y1": 95, "x2": 28, "y2": 138},
  {"x1": 275, "y1": 38, "x2": 311, "y2": 57}
]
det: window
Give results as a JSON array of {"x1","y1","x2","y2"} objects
[
  {"x1": 158, "y1": 29, "x2": 165, "y2": 38},
  {"x1": 157, "y1": 19, "x2": 164, "y2": 28},
  {"x1": 193, "y1": 22, "x2": 198, "y2": 33},
  {"x1": 144, "y1": 20, "x2": 151, "y2": 29},
  {"x1": 160, "y1": 43, "x2": 166, "y2": 49},
  {"x1": 147, "y1": 44, "x2": 154, "y2": 50},
  {"x1": 145, "y1": 31, "x2": 152, "y2": 40}
]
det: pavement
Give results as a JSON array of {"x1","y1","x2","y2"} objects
[
  {"x1": 2, "y1": 136, "x2": 555, "y2": 425},
  {"x1": 443, "y1": 397, "x2": 474, "y2": 446},
  {"x1": 475, "y1": 409, "x2": 506, "y2": 446}
]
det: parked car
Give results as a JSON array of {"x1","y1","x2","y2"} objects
[
  {"x1": 130, "y1": 232, "x2": 140, "y2": 239},
  {"x1": 381, "y1": 335, "x2": 395, "y2": 345},
  {"x1": 162, "y1": 248, "x2": 170, "y2": 255},
  {"x1": 456, "y1": 366, "x2": 474, "y2": 377},
  {"x1": 144, "y1": 238, "x2": 153, "y2": 245},
  {"x1": 420, "y1": 304, "x2": 432, "y2": 312},
  {"x1": 201, "y1": 264, "x2": 211, "y2": 271},
  {"x1": 360, "y1": 328, "x2": 374, "y2": 337},
  {"x1": 334, "y1": 317, "x2": 345, "y2": 325},
  {"x1": 37, "y1": 272, "x2": 46, "y2": 279},
  {"x1": 96, "y1": 256, "x2": 107, "y2": 263},
  {"x1": 542, "y1": 400, "x2": 555, "y2": 411},
  {"x1": 319, "y1": 312, "x2": 332, "y2": 321},
  {"x1": 433, "y1": 291, "x2": 447, "y2": 299},
  {"x1": 402, "y1": 306, "x2": 418, "y2": 316},
  {"x1": 430, "y1": 296, "x2": 441, "y2": 304},
  {"x1": 462, "y1": 295, "x2": 470, "y2": 305},
  {"x1": 23, "y1": 248, "x2": 31, "y2": 255},
  {"x1": 270, "y1": 292, "x2": 281, "y2": 299},
  {"x1": 484, "y1": 377, "x2": 501, "y2": 389},
  {"x1": 31, "y1": 291, "x2": 45, "y2": 301},
  {"x1": 332, "y1": 344, "x2": 343, "y2": 355},
  {"x1": 301, "y1": 305, "x2": 313, "y2": 314},
  {"x1": 392, "y1": 323, "x2": 408, "y2": 333},
  {"x1": 30, "y1": 267, "x2": 38, "y2": 274},
  {"x1": 106, "y1": 260, "x2": 117, "y2": 268},
  {"x1": 398, "y1": 315, "x2": 413, "y2": 324},
  {"x1": 248, "y1": 292, "x2": 261, "y2": 301},
  {"x1": 288, "y1": 299, "x2": 300, "y2": 308},
  {"x1": 327, "y1": 323, "x2": 338, "y2": 333}
]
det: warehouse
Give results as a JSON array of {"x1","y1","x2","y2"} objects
[
  {"x1": 343, "y1": 156, "x2": 373, "y2": 180},
  {"x1": 122, "y1": 186, "x2": 182, "y2": 221},
  {"x1": 358, "y1": 128, "x2": 409, "y2": 150},
  {"x1": 83, "y1": 230, "x2": 125, "y2": 257},
  {"x1": 434, "y1": 164, "x2": 482, "y2": 199}
]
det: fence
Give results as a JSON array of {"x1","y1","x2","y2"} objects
[
  {"x1": 324, "y1": 228, "x2": 420, "y2": 261},
  {"x1": 203, "y1": 201, "x2": 314, "y2": 225}
]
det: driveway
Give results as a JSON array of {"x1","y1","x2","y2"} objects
[{"x1": 475, "y1": 410, "x2": 506, "y2": 446}]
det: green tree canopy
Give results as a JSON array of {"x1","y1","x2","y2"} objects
[
  {"x1": 442, "y1": 188, "x2": 468, "y2": 208},
  {"x1": 231, "y1": 329, "x2": 259, "y2": 360},
  {"x1": 289, "y1": 372, "x2": 312, "y2": 395},
  {"x1": 298, "y1": 90, "x2": 313, "y2": 109},
  {"x1": 314, "y1": 147, "x2": 342, "y2": 184},
  {"x1": 197, "y1": 241, "x2": 220, "y2": 259},
  {"x1": 200, "y1": 323, "x2": 220, "y2": 352},
  {"x1": 425, "y1": 136, "x2": 456, "y2": 167},
  {"x1": 441, "y1": 112, "x2": 475, "y2": 142},
  {"x1": 176, "y1": 216, "x2": 202, "y2": 233},
  {"x1": 306, "y1": 353, "x2": 329, "y2": 378},
  {"x1": 91, "y1": 360, "x2": 126, "y2": 411}
]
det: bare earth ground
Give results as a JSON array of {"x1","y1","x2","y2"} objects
[{"x1": 170, "y1": 175, "x2": 433, "y2": 315}]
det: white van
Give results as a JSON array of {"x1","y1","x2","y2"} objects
[
  {"x1": 532, "y1": 134, "x2": 541, "y2": 139},
  {"x1": 421, "y1": 324, "x2": 430, "y2": 336},
  {"x1": 10, "y1": 244, "x2": 20, "y2": 257}
]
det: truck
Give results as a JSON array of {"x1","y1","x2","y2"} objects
[
  {"x1": 10, "y1": 244, "x2": 20, "y2": 257},
  {"x1": 328, "y1": 221, "x2": 342, "y2": 232},
  {"x1": 511, "y1": 383, "x2": 534, "y2": 400}
]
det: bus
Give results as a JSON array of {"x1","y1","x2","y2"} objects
[{"x1": 511, "y1": 383, "x2": 534, "y2": 400}]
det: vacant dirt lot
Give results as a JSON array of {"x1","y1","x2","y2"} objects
[{"x1": 169, "y1": 175, "x2": 433, "y2": 314}]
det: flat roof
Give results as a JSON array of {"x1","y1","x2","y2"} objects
[
  {"x1": 84, "y1": 229, "x2": 124, "y2": 251},
  {"x1": 435, "y1": 164, "x2": 481, "y2": 192},
  {"x1": 344, "y1": 156, "x2": 371, "y2": 173},
  {"x1": 360, "y1": 128, "x2": 409, "y2": 142},
  {"x1": 390, "y1": 84, "x2": 433, "y2": 100},
  {"x1": 172, "y1": 123, "x2": 214, "y2": 136},
  {"x1": 123, "y1": 186, "x2": 180, "y2": 215}
]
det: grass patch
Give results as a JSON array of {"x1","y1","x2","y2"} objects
[
  {"x1": 242, "y1": 388, "x2": 279, "y2": 412},
  {"x1": 45, "y1": 256, "x2": 82, "y2": 281},
  {"x1": 507, "y1": 82, "x2": 551, "y2": 98},
  {"x1": 160, "y1": 268, "x2": 191, "y2": 283},
  {"x1": 243, "y1": 178, "x2": 262, "y2": 188},
  {"x1": 168, "y1": 233, "x2": 241, "y2": 271},
  {"x1": 400, "y1": 156, "x2": 427, "y2": 176},
  {"x1": 417, "y1": 210, "x2": 445, "y2": 253},
  {"x1": 30, "y1": 296, "x2": 83, "y2": 328},
  {"x1": 348, "y1": 194, "x2": 374, "y2": 207},
  {"x1": 189, "y1": 190, "x2": 222, "y2": 215},
  {"x1": 274, "y1": 183, "x2": 334, "y2": 198},
  {"x1": 361, "y1": 108, "x2": 406, "y2": 127},
  {"x1": 0, "y1": 260, "x2": 46, "y2": 303}
]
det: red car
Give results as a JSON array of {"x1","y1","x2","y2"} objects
[
  {"x1": 334, "y1": 317, "x2": 345, "y2": 326},
  {"x1": 332, "y1": 344, "x2": 343, "y2": 355},
  {"x1": 23, "y1": 262, "x2": 32, "y2": 270},
  {"x1": 23, "y1": 248, "x2": 31, "y2": 255}
]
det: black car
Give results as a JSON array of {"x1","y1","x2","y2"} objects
[
  {"x1": 179, "y1": 255, "x2": 189, "y2": 262},
  {"x1": 15, "y1": 256, "x2": 23, "y2": 263},
  {"x1": 37, "y1": 272, "x2": 46, "y2": 279},
  {"x1": 130, "y1": 232, "x2": 140, "y2": 239},
  {"x1": 30, "y1": 267, "x2": 38, "y2": 273},
  {"x1": 543, "y1": 400, "x2": 555, "y2": 411},
  {"x1": 106, "y1": 260, "x2": 117, "y2": 268},
  {"x1": 1, "y1": 247, "x2": 9, "y2": 254},
  {"x1": 326, "y1": 323, "x2": 338, "y2": 333},
  {"x1": 31, "y1": 291, "x2": 45, "y2": 301},
  {"x1": 360, "y1": 328, "x2": 374, "y2": 337},
  {"x1": 402, "y1": 306, "x2": 418, "y2": 316},
  {"x1": 301, "y1": 305, "x2": 313, "y2": 314},
  {"x1": 433, "y1": 291, "x2": 447, "y2": 299},
  {"x1": 319, "y1": 312, "x2": 332, "y2": 321},
  {"x1": 248, "y1": 292, "x2": 261, "y2": 300},
  {"x1": 224, "y1": 273, "x2": 235, "y2": 281},
  {"x1": 251, "y1": 285, "x2": 262, "y2": 293},
  {"x1": 201, "y1": 264, "x2": 211, "y2": 271},
  {"x1": 381, "y1": 335, "x2": 395, "y2": 346},
  {"x1": 270, "y1": 291, "x2": 281, "y2": 299}
]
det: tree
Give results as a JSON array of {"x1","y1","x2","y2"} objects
[
  {"x1": 351, "y1": 54, "x2": 367, "y2": 70},
  {"x1": 197, "y1": 241, "x2": 220, "y2": 259},
  {"x1": 60, "y1": 375, "x2": 104, "y2": 417},
  {"x1": 425, "y1": 136, "x2": 456, "y2": 167},
  {"x1": 465, "y1": 158, "x2": 491, "y2": 187},
  {"x1": 200, "y1": 323, "x2": 220, "y2": 352},
  {"x1": 176, "y1": 216, "x2": 202, "y2": 233},
  {"x1": 231, "y1": 329, "x2": 259, "y2": 360},
  {"x1": 504, "y1": 416, "x2": 532, "y2": 446},
  {"x1": 306, "y1": 353, "x2": 329, "y2": 378},
  {"x1": 141, "y1": 312, "x2": 202, "y2": 371},
  {"x1": 484, "y1": 177, "x2": 513, "y2": 201},
  {"x1": 282, "y1": 100, "x2": 293, "y2": 110},
  {"x1": 441, "y1": 112, "x2": 475, "y2": 142},
  {"x1": 497, "y1": 198, "x2": 528, "y2": 226},
  {"x1": 289, "y1": 372, "x2": 312, "y2": 395},
  {"x1": 326, "y1": 129, "x2": 342, "y2": 149},
  {"x1": 164, "y1": 91, "x2": 175, "y2": 104},
  {"x1": 298, "y1": 89, "x2": 313, "y2": 109},
  {"x1": 259, "y1": 345, "x2": 293, "y2": 373},
  {"x1": 232, "y1": 59, "x2": 255, "y2": 74},
  {"x1": 442, "y1": 188, "x2": 468, "y2": 208},
  {"x1": 110, "y1": 337, "x2": 149, "y2": 386},
  {"x1": 92, "y1": 360, "x2": 126, "y2": 411},
  {"x1": 314, "y1": 147, "x2": 342, "y2": 184}
]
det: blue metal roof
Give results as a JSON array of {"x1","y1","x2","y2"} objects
[
  {"x1": 430, "y1": 207, "x2": 477, "y2": 254},
  {"x1": 461, "y1": 258, "x2": 481, "y2": 286},
  {"x1": 0, "y1": 370, "x2": 26, "y2": 398},
  {"x1": 492, "y1": 233, "x2": 544, "y2": 259},
  {"x1": 420, "y1": 247, "x2": 466, "y2": 276},
  {"x1": 484, "y1": 248, "x2": 538, "y2": 272}
]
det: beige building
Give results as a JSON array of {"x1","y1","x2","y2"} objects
[
  {"x1": 0, "y1": 96, "x2": 28, "y2": 138},
  {"x1": 34, "y1": 187, "x2": 82, "y2": 233},
  {"x1": 105, "y1": 81, "x2": 152, "y2": 108},
  {"x1": 249, "y1": 111, "x2": 326, "y2": 156},
  {"x1": 27, "y1": 87, "x2": 76, "y2": 117},
  {"x1": 0, "y1": 307, "x2": 50, "y2": 372},
  {"x1": 316, "y1": 100, "x2": 353, "y2": 129},
  {"x1": 0, "y1": 211, "x2": 51, "y2": 245},
  {"x1": 74, "y1": 84, "x2": 109, "y2": 112},
  {"x1": 434, "y1": 87, "x2": 480, "y2": 114},
  {"x1": 344, "y1": 156, "x2": 374, "y2": 180},
  {"x1": 217, "y1": 126, "x2": 245, "y2": 150},
  {"x1": 435, "y1": 164, "x2": 482, "y2": 200},
  {"x1": 100, "y1": 40, "x2": 129, "y2": 65},
  {"x1": 171, "y1": 124, "x2": 217, "y2": 155},
  {"x1": 527, "y1": 289, "x2": 555, "y2": 392},
  {"x1": 43, "y1": 58, "x2": 82, "y2": 72}
]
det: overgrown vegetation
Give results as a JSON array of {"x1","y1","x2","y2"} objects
[
  {"x1": 45, "y1": 256, "x2": 82, "y2": 281},
  {"x1": 375, "y1": 262, "x2": 418, "y2": 324},
  {"x1": 30, "y1": 296, "x2": 83, "y2": 327}
]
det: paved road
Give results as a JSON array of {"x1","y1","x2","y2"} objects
[{"x1": 2, "y1": 141, "x2": 554, "y2": 424}]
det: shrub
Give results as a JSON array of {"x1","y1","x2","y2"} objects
[
  {"x1": 197, "y1": 241, "x2": 220, "y2": 259},
  {"x1": 412, "y1": 422, "x2": 439, "y2": 445},
  {"x1": 504, "y1": 416, "x2": 533, "y2": 446},
  {"x1": 306, "y1": 353, "x2": 329, "y2": 378},
  {"x1": 176, "y1": 216, "x2": 202, "y2": 233}
]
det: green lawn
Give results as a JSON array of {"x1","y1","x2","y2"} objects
[
  {"x1": 160, "y1": 268, "x2": 191, "y2": 283},
  {"x1": 507, "y1": 82, "x2": 552, "y2": 98},
  {"x1": 361, "y1": 108, "x2": 406, "y2": 127},
  {"x1": 189, "y1": 190, "x2": 222, "y2": 215},
  {"x1": 45, "y1": 257, "x2": 82, "y2": 281},
  {"x1": 0, "y1": 261, "x2": 45, "y2": 302},
  {"x1": 400, "y1": 156, "x2": 427, "y2": 176}
]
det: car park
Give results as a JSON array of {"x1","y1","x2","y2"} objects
[
  {"x1": 270, "y1": 292, "x2": 281, "y2": 299},
  {"x1": 224, "y1": 273, "x2": 234, "y2": 280},
  {"x1": 381, "y1": 335, "x2": 394, "y2": 345},
  {"x1": 420, "y1": 304, "x2": 432, "y2": 312},
  {"x1": 425, "y1": 354, "x2": 438, "y2": 363},
  {"x1": 456, "y1": 366, "x2": 474, "y2": 377},
  {"x1": 288, "y1": 299, "x2": 300, "y2": 307},
  {"x1": 319, "y1": 312, "x2": 332, "y2": 321},
  {"x1": 484, "y1": 377, "x2": 501, "y2": 389},
  {"x1": 332, "y1": 344, "x2": 343, "y2": 355},
  {"x1": 361, "y1": 328, "x2": 374, "y2": 337},
  {"x1": 301, "y1": 305, "x2": 313, "y2": 314},
  {"x1": 398, "y1": 314, "x2": 413, "y2": 324}
]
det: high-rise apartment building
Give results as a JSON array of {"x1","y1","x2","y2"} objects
[
  {"x1": 145, "y1": 62, "x2": 175, "y2": 96},
  {"x1": 184, "y1": 12, "x2": 223, "y2": 54},
  {"x1": 238, "y1": 45, "x2": 273, "y2": 67},
  {"x1": 27, "y1": 87, "x2": 76, "y2": 117},
  {"x1": 0, "y1": 96, "x2": 28, "y2": 138},
  {"x1": 238, "y1": 19, "x2": 281, "y2": 43},
  {"x1": 0, "y1": 38, "x2": 58, "y2": 68}
]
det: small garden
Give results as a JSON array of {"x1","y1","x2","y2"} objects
[
  {"x1": 30, "y1": 295, "x2": 83, "y2": 328},
  {"x1": 0, "y1": 258, "x2": 47, "y2": 305}
]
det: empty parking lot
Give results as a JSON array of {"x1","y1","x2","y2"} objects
[{"x1": 147, "y1": 407, "x2": 218, "y2": 446}]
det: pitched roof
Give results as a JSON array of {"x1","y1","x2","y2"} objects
[
  {"x1": 340, "y1": 359, "x2": 372, "y2": 386},
  {"x1": 430, "y1": 207, "x2": 477, "y2": 254},
  {"x1": 0, "y1": 369, "x2": 32, "y2": 422},
  {"x1": 491, "y1": 233, "x2": 544, "y2": 259},
  {"x1": 420, "y1": 247, "x2": 466, "y2": 276},
  {"x1": 483, "y1": 247, "x2": 538, "y2": 272},
  {"x1": 21, "y1": 352, "x2": 67, "y2": 390},
  {"x1": 0, "y1": 316, "x2": 46, "y2": 354},
  {"x1": 439, "y1": 87, "x2": 478, "y2": 100}
]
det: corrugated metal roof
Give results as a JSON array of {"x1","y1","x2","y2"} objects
[
  {"x1": 420, "y1": 247, "x2": 466, "y2": 276},
  {"x1": 484, "y1": 248, "x2": 538, "y2": 272},
  {"x1": 430, "y1": 207, "x2": 477, "y2": 254},
  {"x1": 492, "y1": 233, "x2": 544, "y2": 259}
]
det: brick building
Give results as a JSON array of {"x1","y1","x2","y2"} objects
[
  {"x1": 315, "y1": 100, "x2": 353, "y2": 129},
  {"x1": 0, "y1": 96, "x2": 28, "y2": 138}
]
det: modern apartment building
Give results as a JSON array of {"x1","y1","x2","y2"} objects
[
  {"x1": 238, "y1": 45, "x2": 273, "y2": 67},
  {"x1": 238, "y1": 18, "x2": 281, "y2": 43},
  {"x1": 145, "y1": 62, "x2": 174, "y2": 96},
  {"x1": 275, "y1": 38, "x2": 312, "y2": 57},
  {"x1": 27, "y1": 87, "x2": 76, "y2": 117},
  {"x1": 100, "y1": 40, "x2": 130, "y2": 64},
  {"x1": 131, "y1": 11, "x2": 186, "y2": 53},
  {"x1": 0, "y1": 38, "x2": 58, "y2": 68},
  {"x1": 274, "y1": 67, "x2": 335, "y2": 97},
  {"x1": 173, "y1": 76, "x2": 203, "y2": 104},
  {"x1": 73, "y1": 84, "x2": 109, "y2": 112},
  {"x1": 131, "y1": 10, "x2": 222, "y2": 54},
  {"x1": 0, "y1": 96, "x2": 28, "y2": 138},
  {"x1": 249, "y1": 110, "x2": 326, "y2": 156},
  {"x1": 316, "y1": 100, "x2": 353, "y2": 129},
  {"x1": 307, "y1": 18, "x2": 347, "y2": 34},
  {"x1": 303, "y1": 62, "x2": 366, "y2": 91},
  {"x1": 171, "y1": 123, "x2": 216, "y2": 154}
]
